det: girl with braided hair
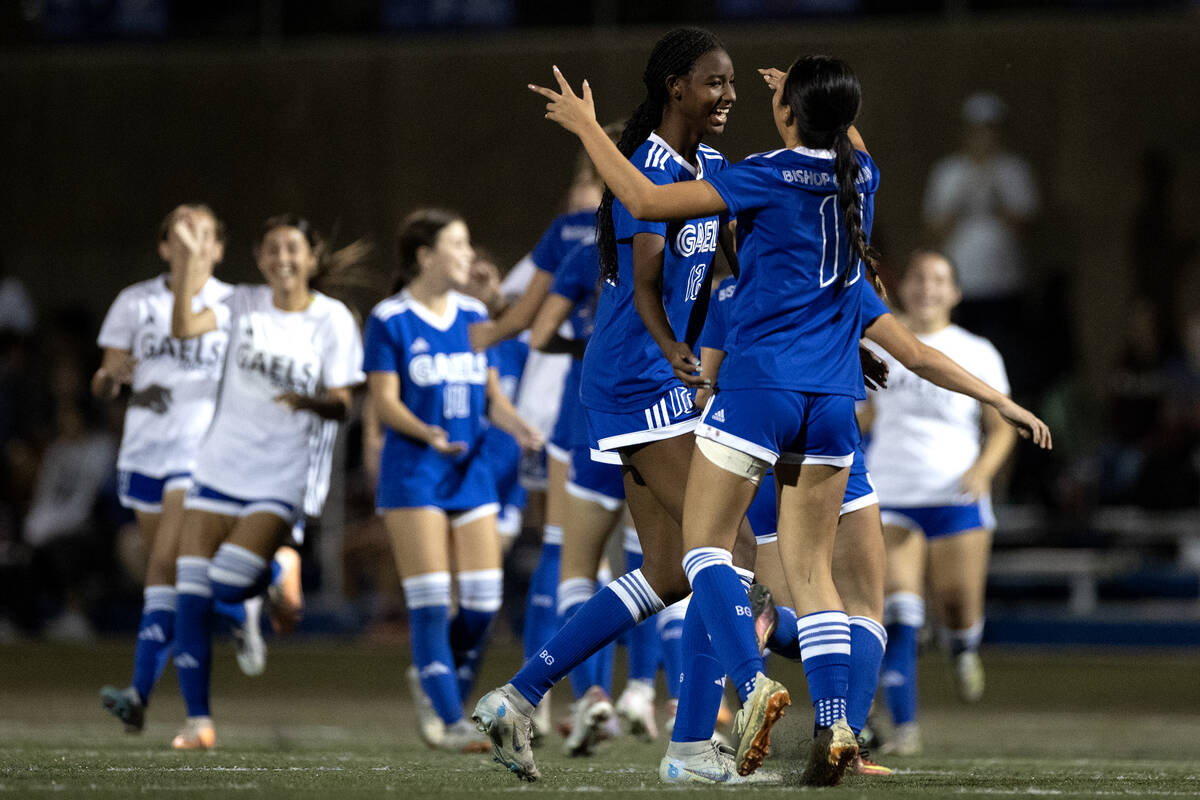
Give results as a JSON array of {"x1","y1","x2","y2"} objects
[
  {"x1": 527, "y1": 55, "x2": 1050, "y2": 785},
  {"x1": 473, "y1": 27, "x2": 753, "y2": 783}
]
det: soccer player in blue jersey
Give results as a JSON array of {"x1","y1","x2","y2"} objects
[
  {"x1": 474, "y1": 27, "x2": 750, "y2": 783},
  {"x1": 529, "y1": 55, "x2": 1051, "y2": 785},
  {"x1": 365, "y1": 209, "x2": 543, "y2": 753}
]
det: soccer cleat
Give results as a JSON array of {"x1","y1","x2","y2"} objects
[
  {"x1": 407, "y1": 664, "x2": 445, "y2": 748},
  {"x1": 800, "y1": 717, "x2": 857, "y2": 786},
  {"x1": 563, "y1": 685, "x2": 614, "y2": 757},
  {"x1": 171, "y1": 718, "x2": 216, "y2": 750},
  {"x1": 730, "y1": 672, "x2": 790, "y2": 776},
  {"x1": 439, "y1": 719, "x2": 492, "y2": 753},
  {"x1": 659, "y1": 739, "x2": 739, "y2": 784},
  {"x1": 268, "y1": 546, "x2": 304, "y2": 634},
  {"x1": 955, "y1": 651, "x2": 985, "y2": 703},
  {"x1": 471, "y1": 685, "x2": 540, "y2": 781},
  {"x1": 879, "y1": 721, "x2": 921, "y2": 756},
  {"x1": 850, "y1": 735, "x2": 893, "y2": 776},
  {"x1": 233, "y1": 596, "x2": 266, "y2": 677},
  {"x1": 747, "y1": 584, "x2": 778, "y2": 655},
  {"x1": 615, "y1": 680, "x2": 658, "y2": 742},
  {"x1": 100, "y1": 685, "x2": 144, "y2": 733}
]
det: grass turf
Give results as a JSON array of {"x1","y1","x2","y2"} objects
[{"x1": 2, "y1": 639, "x2": 1200, "y2": 797}]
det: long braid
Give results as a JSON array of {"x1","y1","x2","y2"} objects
[
  {"x1": 596, "y1": 27, "x2": 724, "y2": 284},
  {"x1": 783, "y1": 55, "x2": 883, "y2": 297}
]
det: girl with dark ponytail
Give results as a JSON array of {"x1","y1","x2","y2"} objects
[
  {"x1": 528, "y1": 54, "x2": 1050, "y2": 786},
  {"x1": 473, "y1": 27, "x2": 749, "y2": 786}
]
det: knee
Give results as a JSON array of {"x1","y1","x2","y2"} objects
[{"x1": 208, "y1": 543, "x2": 270, "y2": 603}]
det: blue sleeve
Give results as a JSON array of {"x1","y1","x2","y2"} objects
[
  {"x1": 550, "y1": 245, "x2": 596, "y2": 306},
  {"x1": 698, "y1": 287, "x2": 730, "y2": 352},
  {"x1": 859, "y1": 280, "x2": 890, "y2": 334},
  {"x1": 530, "y1": 216, "x2": 564, "y2": 275},
  {"x1": 614, "y1": 167, "x2": 674, "y2": 241},
  {"x1": 704, "y1": 158, "x2": 774, "y2": 216},
  {"x1": 362, "y1": 313, "x2": 401, "y2": 374}
]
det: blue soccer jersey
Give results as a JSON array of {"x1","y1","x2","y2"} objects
[
  {"x1": 531, "y1": 209, "x2": 598, "y2": 276},
  {"x1": 364, "y1": 290, "x2": 498, "y2": 510},
  {"x1": 581, "y1": 133, "x2": 728, "y2": 412},
  {"x1": 698, "y1": 275, "x2": 737, "y2": 353},
  {"x1": 704, "y1": 146, "x2": 881, "y2": 398}
]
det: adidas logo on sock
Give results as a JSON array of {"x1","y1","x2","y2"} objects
[
  {"x1": 174, "y1": 653, "x2": 200, "y2": 669},
  {"x1": 419, "y1": 662, "x2": 452, "y2": 679},
  {"x1": 711, "y1": 408, "x2": 726, "y2": 423},
  {"x1": 138, "y1": 624, "x2": 167, "y2": 643}
]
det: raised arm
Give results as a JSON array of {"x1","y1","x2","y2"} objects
[
  {"x1": 529, "y1": 68, "x2": 727, "y2": 222},
  {"x1": 169, "y1": 215, "x2": 219, "y2": 339},
  {"x1": 528, "y1": 292, "x2": 575, "y2": 352},
  {"x1": 471, "y1": 268, "x2": 554, "y2": 351},
  {"x1": 864, "y1": 313, "x2": 1051, "y2": 449}
]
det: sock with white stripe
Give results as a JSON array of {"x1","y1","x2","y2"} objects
[
  {"x1": 766, "y1": 604, "x2": 801, "y2": 659},
  {"x1": 847, "y1": 616, "x2": 887, "y2": 735},
  {"x1": 131, "y1": 585, "x2": 175, "y2": 705},
  {"x1": 522, "y1": 528, "x2": 561, "y2": 660},
  {"x1": 595, "y1": 565, "x2": 616, "y2": 696},
  {"x1": 449, "y1": 569, "x2": 503, "y2": 701},
  {"x1": 403, "y1": 572, "x2": 462, "y2": 724},
  {"x1": 557, "y1": 577, "x2": 603, "y2": 700},
  {"x1": 623, "y1": 533, "x2": 659, "y2": 683},
  {"x1": 657, "y1": 599, "x2": 687, "y2": 700},
  {"x1": 510, "y1": 569, "x2": 665, "y2": 707},
  {"x1": 797, "y1": 610, "x2": 852, "y2": 732},
  {"x1": 682, "y1": 548, "x2": 763, "y2": 703},
  {"x1": 944, "y1": 619, "x2": 984, "y2": 656},
  {"x1": 881, "y1": 592, "x2": 924, "y2": 726},
  {"x1": 670, "y1": 599, "x2": 727, "y2": 743},
  {"x1": 174, "y1": 557, "x2": 214, "y2": 718},
  {"x1": 208, "y1": 544, "x2": 270, "y2": 603}
]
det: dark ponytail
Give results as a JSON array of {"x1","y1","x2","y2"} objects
[
  {"x1": 782, "y1": 56, "x2": 884, "y2": 298},
  {"x1": 257, "y1": 214, "x2": 375, "y2": 307},
  {"x1": 596, "y1": 27, "x2": 724, "y2": 284}
]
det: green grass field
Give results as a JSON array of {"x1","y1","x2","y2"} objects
[{"x1": 2, "y1": 639, "x2": 1199, "y2": 797}]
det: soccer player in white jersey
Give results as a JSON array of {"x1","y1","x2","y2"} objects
[
  {"x1": 166, "y1": 212, "x2": 367, "y2": 750},
  {"x1": 528, "y1": 55, "x2": 1050, "y2": 785},
  {"x1": 365, "y1": 209, "x2": 543, "y2": 753},
  {"x1": 93, "y1": 204, "x2": 263, "y2": 733},
  {"x1": 863, "y1": 250, "x2": 1017, "y2": 756}
]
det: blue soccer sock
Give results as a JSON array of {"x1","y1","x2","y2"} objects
[
  {"x1": 403, "y1": 572, "x2": 462, "y2": 725},
  {"x1": 682, "y1": 548, "x2": 762, "y2": 703},
  {"x1": 766, "y1": 604, "x2": 800, "y2": 660},
  {"x1": 522, "y1": 529, "x2": 561, "y2": 660},
  {"x1": 557, "y1": 577, "x2": 602, "y2": 699},
  {"x1": 847, "y1": 615, "x2": 887, "y2": 736},
  {"x1": 670, "y1": 600, "x2": 727, "y2": 743},
  {"x1": 131, "y1": 585, "x2": 175, "y2": 705},
  {"x1": 510, "y1": 569, "x2": 664, "y2": 707},
  {"x1": 797, "y1": 610, "x2": 852, "y2": 732},
  {"x1": 881, "y1": 592, "x2": 923, "y2": 726},
  {"x1": 657, "y1": 599, "x2": 687, "y2": 700},
  {"x1": 208, "y1": 543, "x2": 270, "y2": 603},
  {"x1": 449, "y1": 569, "x2": 502, "y2": 701},
  {"x1": 595, "y1": 565, "x2": 616, "y2": 696},
  {"x1": 174, "y1": 557, "x2": 214, "y2": 718}
]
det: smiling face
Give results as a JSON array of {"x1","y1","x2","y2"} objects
[
  {"x1": 670, "y1": 47, "x2": 736, "y2": 138},
  {"x1": 899, "y1": 252, "x2": 961, "y2": 328},
  {"x1": 257, "y1": 226, "x2": 318, "y2": 294},
  {"x1": 419, "y1": 220, "x2": 474, "y2": 290}
]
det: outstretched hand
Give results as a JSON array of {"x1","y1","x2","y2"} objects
[
  {"x1": 528, "y1": 66, "x2": 597, "y2": 136},
  {"x1": 758, "y1": 67, "x2": 786, "y2": 92},
  {"x1": 996, "y1": 398, "x2": 1053, "y2": 450}
]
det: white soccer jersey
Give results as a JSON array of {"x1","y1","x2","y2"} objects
[
  {"x1": 97, "y1": 274, "x2": 233, "y2": 477},
  {"x1": 192, "y1": 285, "x2": 364, "y2": 507},
  {"x1": 865, "y1": 324, "x2": 1009, "y2": 507}
]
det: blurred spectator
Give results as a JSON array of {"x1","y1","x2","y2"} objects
[{"x1": 922, "y1": 92, "x2": 1039, "y2": 389}]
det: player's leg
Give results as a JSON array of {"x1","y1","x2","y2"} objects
[
  {"x1": 926, "y1": 523, "x2": 992, "y2": 703},
  {"x1": 616, "y1": 519, "x2": 660, "y2": 742},
  {"x1": 447, "y1": 506, "x2": 503, "y2": 704},
  {"x1": 171, "y1": 506, "x2": 237, "y2": 750},
  {"x1": 879, "y1": 517, "x2": 927, "y2": 755}
]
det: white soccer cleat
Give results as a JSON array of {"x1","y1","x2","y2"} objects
[
  {"x1": 730, "y1": 672, "x2": 790, "y2": 776},
  {"x1": 659, "y1": 739, "x2": 739, "y2": 784},
  {"x1": 439, "y1": 718, "x2": 492, "y2": 753},
  {"x1": 531, "y1": 689, "x2": 552, "y2": 746},
  {"x1": 407, "y1": 664, "x2": 445, "y2": 748},
  {"x1": 879, "y1": 721, "x2": 922, "y2": 756},
  {"x1": 171, "y1": 717, "x2": 216, "y2": 750},
  {"x1": 955, "y1": 651, "x2": 985, "y2": 703},
  {"x1": 472, "y1": 684, "x2": 541, "y2": 781},
  {"x1": 616, "y1": 680, "x2": 658, "y2": 742},
  {"x1": 563, "y1": 685, "x2": 614, "y2": 757},
  {"x1": 233, "y1": 596, "x2": 266, "y2": 677}
]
